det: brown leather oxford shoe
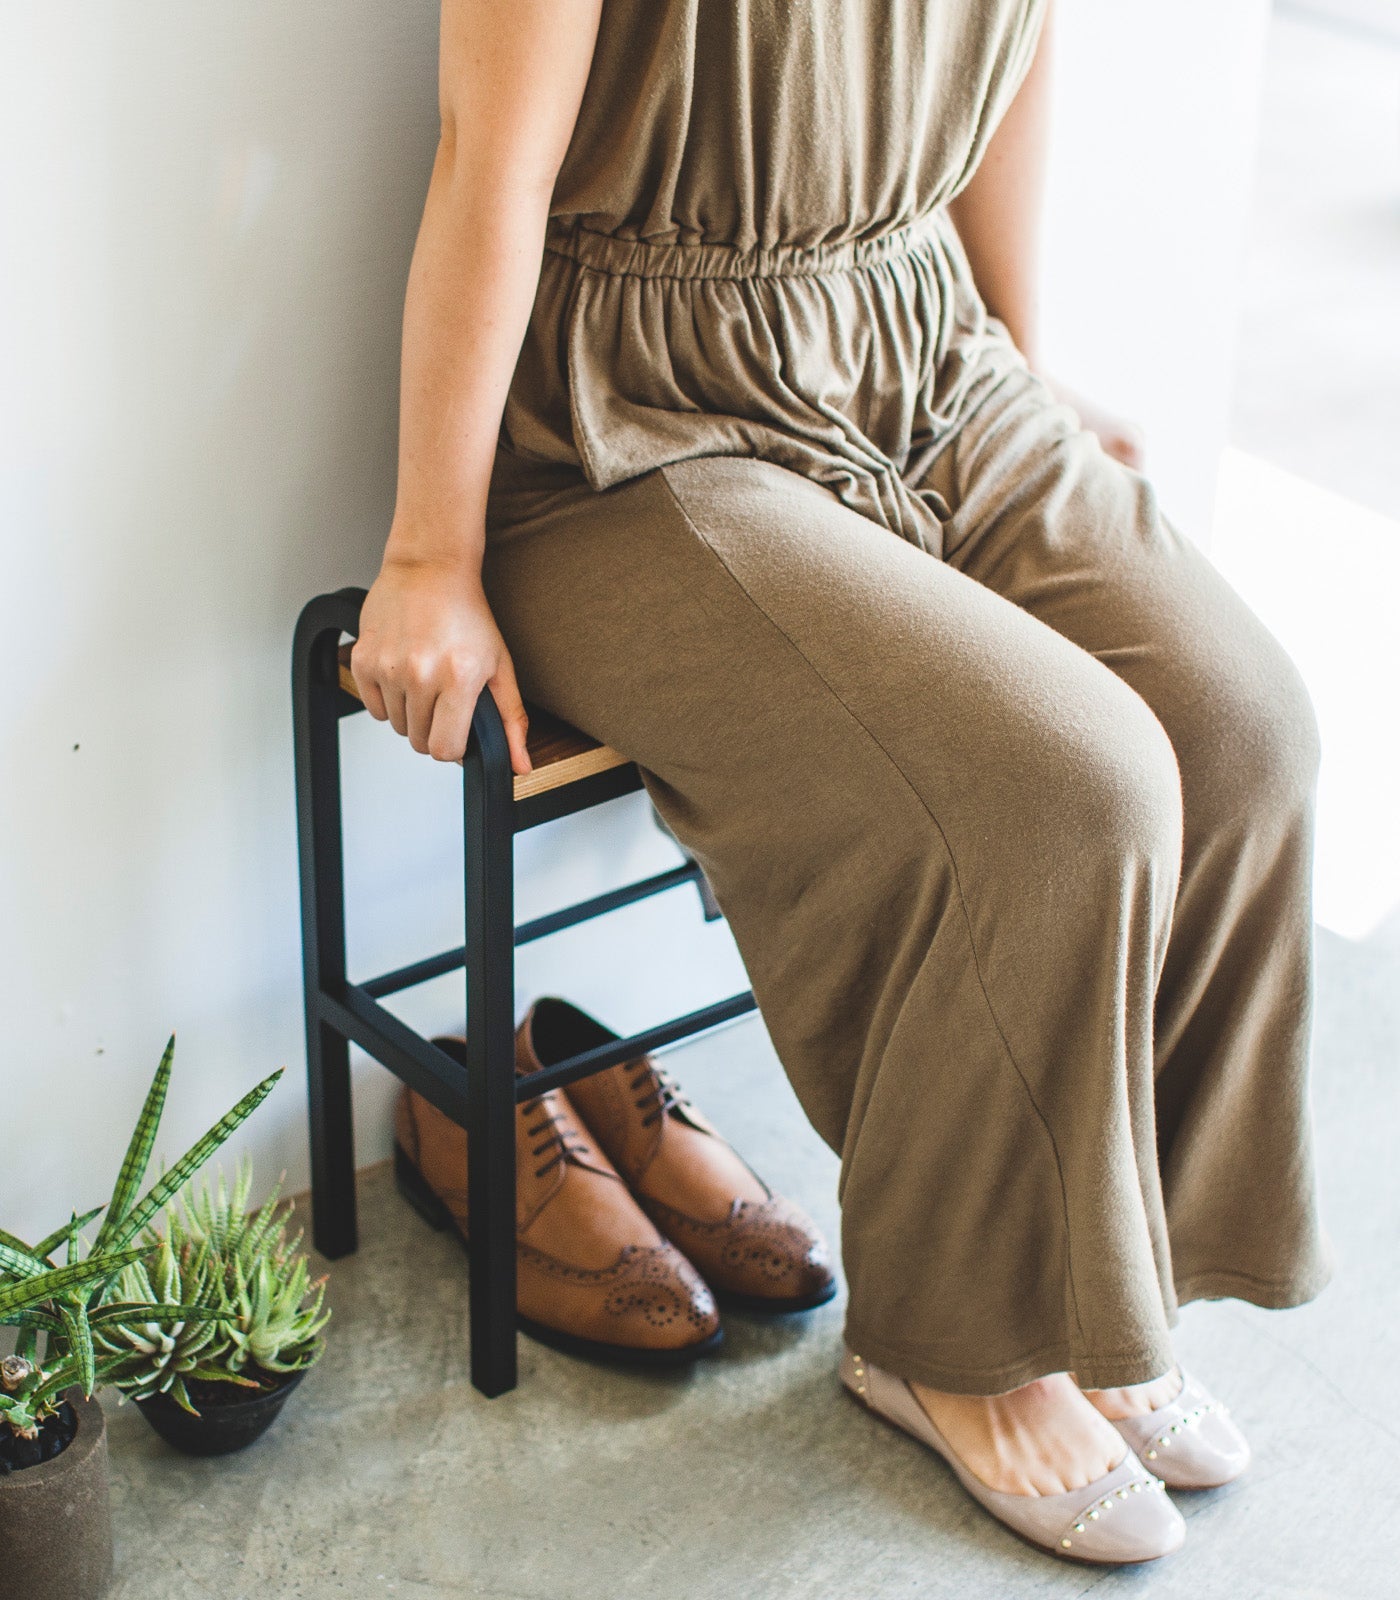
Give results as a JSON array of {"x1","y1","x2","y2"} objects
[
  {"x1": 521, "y1": 997, "x2": 838, "y2": 1313},
  {"x1": 393, "y1": 1032, "x2": 722, "y2": 1365}
]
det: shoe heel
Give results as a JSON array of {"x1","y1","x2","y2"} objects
[{"x1": 394, "y1": 1145, "x2": 453, "y2": 1232}]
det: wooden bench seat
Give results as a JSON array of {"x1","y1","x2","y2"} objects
[{"x1": 336, "y1": 647, "x2": 632, "y2": 800}]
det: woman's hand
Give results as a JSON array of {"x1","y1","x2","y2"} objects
[
  {"x1": 350, "y1": 554, "x2": 533, "y2": 775},
  {"x1": 1039, "y1": 372, "x2": 1146, "y2": 471}
]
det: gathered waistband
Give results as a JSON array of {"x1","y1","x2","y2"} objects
[{"x1": 544, "y1": 213, "x2": 945, "y2": 281}]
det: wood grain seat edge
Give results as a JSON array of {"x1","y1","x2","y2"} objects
[{"x1": 336, "y1": 646, "x2": 632, "y2": 800}]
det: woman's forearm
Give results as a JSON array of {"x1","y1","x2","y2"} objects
[
  {"x1": 385, "y1": 143, "x2": 552, "y2": 574},
  {"x1": 351, "y1": 0, "x2": 602, "y2": 772},
  {"x1": 384, "y1": 0, "x2": 603, "y2": 574},
  {"x1": 947, "y1": 0, "x2": 1054, "y2": 368}
]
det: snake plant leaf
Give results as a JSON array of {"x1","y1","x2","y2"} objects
[
  {"x1": 103, "y1": 1069, "x2": 284, "y2": 1253},
  {"x1": 29, "y1": 1350, "x2": 145, "y2": 1411},
  {"x1": 0, "y1": 1249, "x2": 143, "y2": 1318},
  {"x1": 86, "y1": 1301, "x2": 220, "y2": 1329},
  {"x1": 0, "y1": 1309, "x2": 64, "y2": 1335},
  {"x1": 0, "y1": 1226, "x2": 41, "y2": 1265},
  {"x1": 0, "y1": 1239, "x2": 45, "y2": 1280},
  {"x1": 60, "y1": 1303, "x2": 96, "y2": 1395},
  {"x1": 32, "y1": 1205, "x2": 105, "y2": 1263},
  {"x1": 95, "y1": 1034, "x2": 176, "y2": 1251}
]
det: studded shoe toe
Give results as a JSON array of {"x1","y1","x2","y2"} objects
[{"x1": 1107, "y1": 1370, "x2": 1250, "y2": 1490}]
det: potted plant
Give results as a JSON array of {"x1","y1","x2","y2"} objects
[
  {"x1": 0, "y1": 1036, "x2": 282, "y2": 1600},
  {"x1": 97, "y1": 1159, "x2": 330, "y2": 1456}
]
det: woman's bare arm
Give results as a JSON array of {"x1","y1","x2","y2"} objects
[
  {"x1": 351, "y1": 0, "x2": 603, "y2": 771},
  {"x1": 948, "y1": 2, "x2": 1144, "y2": 468}
]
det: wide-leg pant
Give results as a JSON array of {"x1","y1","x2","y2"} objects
[{"x1": 482, "y1": 360, "x2": 1333, "y2": 1395}]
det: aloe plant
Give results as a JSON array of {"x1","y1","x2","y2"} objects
[
  {"x1": 90, "y1": 1236, "x2": 243, "y2": 1413},
  {"x1": 97, "y1": 1160, "x2": 330, "y2": 1414},
  {"x1": 0, "y1": 1036, "x2": 282, "y2": 1442}
]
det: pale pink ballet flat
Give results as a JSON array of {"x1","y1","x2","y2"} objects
[
  {"x1": 840, "y1": 1350, "x2": 1185, "y2": 1566},
  {"x1": 1106, "y1": 1369, "x2": 1250, "y2": 1490}
]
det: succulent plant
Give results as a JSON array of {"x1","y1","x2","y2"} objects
[
  {"x1": 97, "y1": 1159, "x2": 330, "y2": 1414},
  {"x1": 91, "y1": 1237, "x2": 241, "y2": 1413},
  {"x1": 0, "y1": 1036, "x2": 282, "y2": 1442}
]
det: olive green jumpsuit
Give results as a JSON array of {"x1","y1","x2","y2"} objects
[{"x1": 480, "y1": 0, "x2": 1332, "y2": 1394}]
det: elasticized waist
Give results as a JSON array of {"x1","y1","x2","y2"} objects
[{"x1": 543, "y1": 213, "x2": 944, "y2": 281}]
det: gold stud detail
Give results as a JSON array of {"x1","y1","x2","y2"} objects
[
  {"x1": 1074, "y1": 1523, "x2": 1085, "y2": 1533},
  {"x1": 1146, "y1": 1449, "x2": 1157, "y2": 1459},
  {"x1": 1061, "y1": 1538, "x2": 1072, "y2": 1549},
  {"x1": 1088, "y1": 1511, "x2": 1099, "y2": 1520}
]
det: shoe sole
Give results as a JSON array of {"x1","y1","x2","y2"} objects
[
  {"x1": 712, "y1": 1279, "x2": 840, "y2": 1315},
  {"x1": 841, "y1": 1381, "x2": 1179, "y2": 1568},
  {"x1": 394, "y1": 1145, "x2": 724, "y2": 1369}
]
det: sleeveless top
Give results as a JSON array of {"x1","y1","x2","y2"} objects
[{"x1": 493, "y1": 0, "x2": 1049, "y2": 555}]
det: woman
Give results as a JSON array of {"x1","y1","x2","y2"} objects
[{"x1": 352, "y1": 0, "x2": 1331, "y2": 1566}]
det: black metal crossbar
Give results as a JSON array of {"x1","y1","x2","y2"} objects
[
  {"x1": 361, "y1": 860, "x2": 710, "y2": 999},
  {"x1": 293, "y1": 586, "x2": 755, "y2": 1398}
]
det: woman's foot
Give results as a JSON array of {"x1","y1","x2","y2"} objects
[
  {"x1": 1081, "y1": 1367, "x2": 1184, "y2": 1422},
  {"x1": 909, "y1": 1374, "x2": 1130, "y2": 1495},
  {"x1": 843, "y1": 1353, "x2": 1184, "y2": 1565}
]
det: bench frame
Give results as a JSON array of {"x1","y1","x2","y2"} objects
[{"x1": 292, "y1": 587, "x2": 756, "y2": 1396}]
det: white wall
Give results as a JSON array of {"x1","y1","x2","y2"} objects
[
  {"x1": 1040, "y1": 0, "x2": 1272, "y2": 538},
  {"x1": 0, "y1": 0, "x2": 1267, "y2": 1243}
]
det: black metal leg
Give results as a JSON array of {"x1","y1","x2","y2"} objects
[
  {"x1": 463, "y1": 687, "x2": 518, "y2": 1397},
  {"x1": 694, "y1": 866, "x2": 723, "y2": 923},
  {"x1": 307, "y1": 1020, "x2": 356, "y2": 1258},
  {"x1": 293, "y1": 590, "x2": 367, "y2": 1261}
]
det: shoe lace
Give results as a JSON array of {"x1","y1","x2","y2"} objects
[
  {"x1": 522, "y1": 1094, "x2": 591, "y2": 1180},
  {"x1": 628, "y1": 1062, "x2": 690, "y2": 1129}
]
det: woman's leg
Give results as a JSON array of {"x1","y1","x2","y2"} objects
[
  {"x1": 484, "y1": 454, "x2": 1191, "y2": 1419},
  {"x1": 921, "y1": 359, "x2": 1333, "y2": 1334}
]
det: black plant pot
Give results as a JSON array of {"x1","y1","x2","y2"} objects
[
  {"x1": 135, "y1": 1369, "x2": 305, "y2": 1456},
  {"x1": 0, "y1": 1388, "x2": 113, "y2": 1600}
]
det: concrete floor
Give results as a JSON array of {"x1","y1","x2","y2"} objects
[
  {"x1": 102, "y1": 12, "x2": 1400, "y2": 1598},
  {"x1": 104, "y1": 900, "x2": 1400, "y2": 1599}
]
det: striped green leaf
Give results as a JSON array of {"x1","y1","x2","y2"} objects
[
  {"x1": 103, "y1": 1070, "x2": 283, "y2": 1252},
  {"x1": 0, "y1": 1239, "x2": 44, "y2": 1280},
  {"x1": 0, "y1": 1250, "x2": 144, "y2": 1318},
  {"x1": 95, "y1": 1034, "x2": 177, "y2": 1250},
  {"x1": 87, "y1": 1302, "x2": 220, "y2": 1329},
  {"x1": 60, "y1": 1303, "x2": 96, "y2": 1395},
  {"x1": 0, "y1": 1226, "x2": 39, "y2": 1263},
  {"x1": 0, "y1": 1309, "x2": 63, "y2": 1335},
  {"x1": 31, "y1": 1350, "x2": 143, "y2": 1410},
  {"x1": 34, "y1": 1205, "x2": 104, "y2": 1263}
]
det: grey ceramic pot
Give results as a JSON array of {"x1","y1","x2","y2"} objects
[{"x1": 0, "y1": 1388, "x2": 113, "y2": 1600}]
